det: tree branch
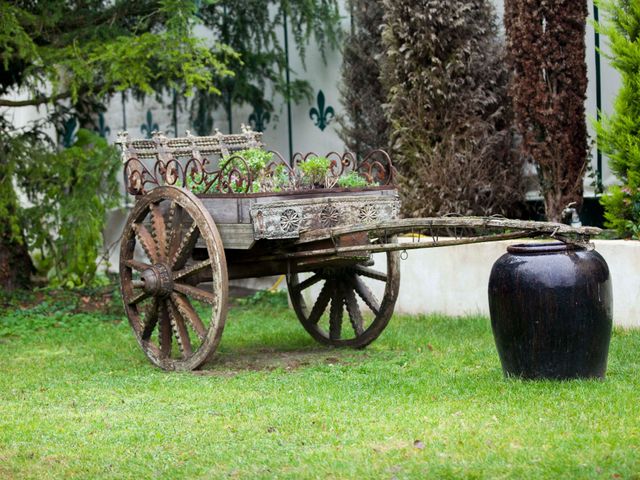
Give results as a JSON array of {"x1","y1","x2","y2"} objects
[{"x1": 0, "y1": 91, "x2": 72, "y2": 108}]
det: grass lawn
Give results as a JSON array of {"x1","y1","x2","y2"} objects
[{"x1": 1, "y1": 289, "x2": 639, "y2": 479}]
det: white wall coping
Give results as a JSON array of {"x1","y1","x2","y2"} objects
[{"x1": 382, "y1": 238, "x2": 639, "y2": 328}]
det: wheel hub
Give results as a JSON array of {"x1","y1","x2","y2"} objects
[{"x1": 141, "y1": 263, "x2": 173, "y2": 297}]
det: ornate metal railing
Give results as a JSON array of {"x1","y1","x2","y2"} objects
[{"x1": 117, "y1": 127, "x2": 396, "y2": 196}]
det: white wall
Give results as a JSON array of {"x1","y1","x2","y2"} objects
[
  {"x1": 301, "y1": 239, "x2": 640, "y2": 328},
  {"x1": 389, "y1": 239, "x2": 640, "y2": 328}
]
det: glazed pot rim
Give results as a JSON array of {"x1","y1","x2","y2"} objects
[{"x1": 506, "y1": 242, "x2": 585, "y2": 254}]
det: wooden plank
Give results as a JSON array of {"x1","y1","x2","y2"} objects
[
  {"x1": 296, "y1": 217, "x2": 602, "y2": 244},
  {"x1": 191, "y1": 224, "x2": 254, "y2": 249},
  {"x1": 198, "y1": 189, "x2": 397, "y2": 225},
  {"x1": 199, "y1": 197, "x2": 244, "y2": 224},
  {"x1": 250, "y1": 195, "x2": 400, "y2": 240},
  {"x1": 214, "y1": 224, "x2": 255, "y2": 250},
  {"x1": 239, "y1": 197, "x2": 256, "y2": 223}
]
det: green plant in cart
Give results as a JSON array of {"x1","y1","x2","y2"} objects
[
  {"x1": 337, "y1": 171, "x2": 369, "y2": 188},
  {"x1": 220, "y1": 148, "x2": 274, "y2": 193},
  {"x1": 186, "y1": 148, "x2": 276, "y2": 193},
  {"x1": 186, "y1": 171, "x2": 208, "y2": 194},
  {"x1": 298, "y1": 156, "x2": 332, "y2": 187},
  {"x1": 262, "y1": 163, "x2": 293, "y2": 192}
]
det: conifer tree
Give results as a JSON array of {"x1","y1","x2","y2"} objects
[{"x1": 595, "y1": 0, "x2": 640, "y2": 238}]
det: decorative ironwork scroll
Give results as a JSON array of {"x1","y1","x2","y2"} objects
[{"x1": 118, "y1": 126, "x2": 396, "y2": 196}]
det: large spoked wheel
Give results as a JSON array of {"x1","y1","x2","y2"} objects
[
  {"x1": 287, "y1": 250, "x2": 400, "y2": 348},
  {"x1": 119, "y1": 186, "x2": 228, "y2": 371}
]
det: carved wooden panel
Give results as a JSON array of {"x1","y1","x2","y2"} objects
[{"x1": 250, "y1": 194, "x2": 400, "y2": 240}]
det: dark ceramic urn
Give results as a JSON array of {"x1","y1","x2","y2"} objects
[{"x1": 488, "y1": 242, "x2": 612, "y2": 380}]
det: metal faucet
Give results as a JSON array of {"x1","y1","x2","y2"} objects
[{"x1": 562, "y1": 202, "x2": 582, "y2": 228}]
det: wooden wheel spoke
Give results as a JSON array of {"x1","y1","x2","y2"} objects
[
  {"x1": 166, "y1": 202, "x2": 184, "y2": 260},
  {"x1": 133, "y1": 223, "x2": 158, "y2": 264},
  {"x1": 170, "y1": 292, "x2": 207, "y2": 341},
  {"x1": 353, "y1": 265, "x2": 387, "y2": 282},
  {"x1": 329, "y1": 284, "x2": 343, "y2": 340},
  {"x1": 149, "y1": 202, "x2": 167, "y2": 261},
  {"x1": 344, "y1": 287, "x2": 365, "y2": 337},
  {"x1": 141, "y1": 298, "x2": 160, "y2": 340},
  {"x1": 125, "y1": 259, "x2": 152, "y2": 273},
  {"x1": 166, "y1": 299, "x2": 193, "y2": 357},
  {"x1": 292, "y1": 273, "x2": 323, "y2": 294},
  {"x1": 158, "y1": 302, "x2": 173, "y2": 357},
  {"x1": 125, "y1": 289, "x2": 151, "y2": 306},
  {"x1": 307, "y1": 283, "x2": 332, "y2": 325},
  {"x1": 171, "y1": 222, "x2": 200, "y2": 270},
  {"x1": 172, "y1": 259, "x2": 212, "y2": 283},
  {"x1": 173, "y1": 282, "x2": 216, "y2": 306},
  {"x1": 351, "y1": 275, "x2": 380, "y2": 316}
]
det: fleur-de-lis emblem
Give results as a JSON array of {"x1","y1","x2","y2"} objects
[
  {"x1": 141, "y1": 110, "x2": 159, "y2": 139},
  {"x1": 192, "y1": 95, "x2": 214, "y2": 136},
  {"x1": 61, "y1": 117, "x2": 78, "y2": 148},
  {"x1": 309, "y1": 90, "x2": 335, "y2": 131},
  {"x1": 248, "y1": 105, "x2": 271, "y2": 132},
  {"x1": 95, "y1": 113, "x2": 111, "y2": 138}
]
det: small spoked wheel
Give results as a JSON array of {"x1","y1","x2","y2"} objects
[
  {"x1": 119, "y1": 186, "x2": 228, "y2": 371},
  {"x1": 287, "y1": 250, "x2": 400, "y2": 348}
]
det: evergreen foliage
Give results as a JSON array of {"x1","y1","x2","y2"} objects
[
  {"x1": 0, "y1": 0, "x2": 226, "y2": 289},
  {"x1": 595, "y1": 0, "x2": 640, "y2": 238},
  {"x1": 0, "y1": 0, "x2": 341, "y2": 289},
  {"x1": 381, "y1": 0, "x2": 524, "y2": 218},
  {"x1": 19, "y1": 130, "x2": 121, "y2": 286},
  {"x1": 338, "y1": 0, "x2": 390, "y2": 157},
  {"x1": 192, "y1": 0, "x2": 342, "y2": 130},
  {"x1": 505, "y1": 0, "x2": 589, "y2": 222}
]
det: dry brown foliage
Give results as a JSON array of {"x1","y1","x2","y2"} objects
[{"x1": 505, "y1": 0, "x2": 589, "y2": 222}]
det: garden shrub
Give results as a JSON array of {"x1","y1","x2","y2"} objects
[
  {"x1": 14, "y1": 129, "x2": 121, "y2": 287},
  {"x1": 381, "y1": 0, "x2": 524, "y2": 218},
  {"x1": 596, "y1": 0, "x2": 640, "y2": 238},
  {"x1": 505, "y1": 0, "x2": 589, "y2": 222},
  {"x1": 339, "y1": 0, "x2": 390, "y2": 157}
]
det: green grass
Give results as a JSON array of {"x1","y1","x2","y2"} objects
[{"x1": 1, "y1": 290, "x2": 639, "y2": 479}]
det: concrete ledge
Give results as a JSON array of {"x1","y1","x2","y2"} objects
[{"x1": 377, "y1": 238, "x2": 639, "y2": 328}]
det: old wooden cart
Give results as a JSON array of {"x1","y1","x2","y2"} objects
[{"x1": 117, "y1": 128, "x2": 600, "y2": 371}]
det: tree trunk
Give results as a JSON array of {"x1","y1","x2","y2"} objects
[
  {"x1": 544, "y1": 193, "x2": 566, "y2": 224},
  {"x1": 0, "y1": 231, "x2": 33, "y2": 291},
  {"x1": 0, "y1": 169, "x2": 33, "y2": 290}
]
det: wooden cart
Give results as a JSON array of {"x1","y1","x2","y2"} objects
[{"x1": 117, "y1": 128, "x2": 600, "y2": 371}]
